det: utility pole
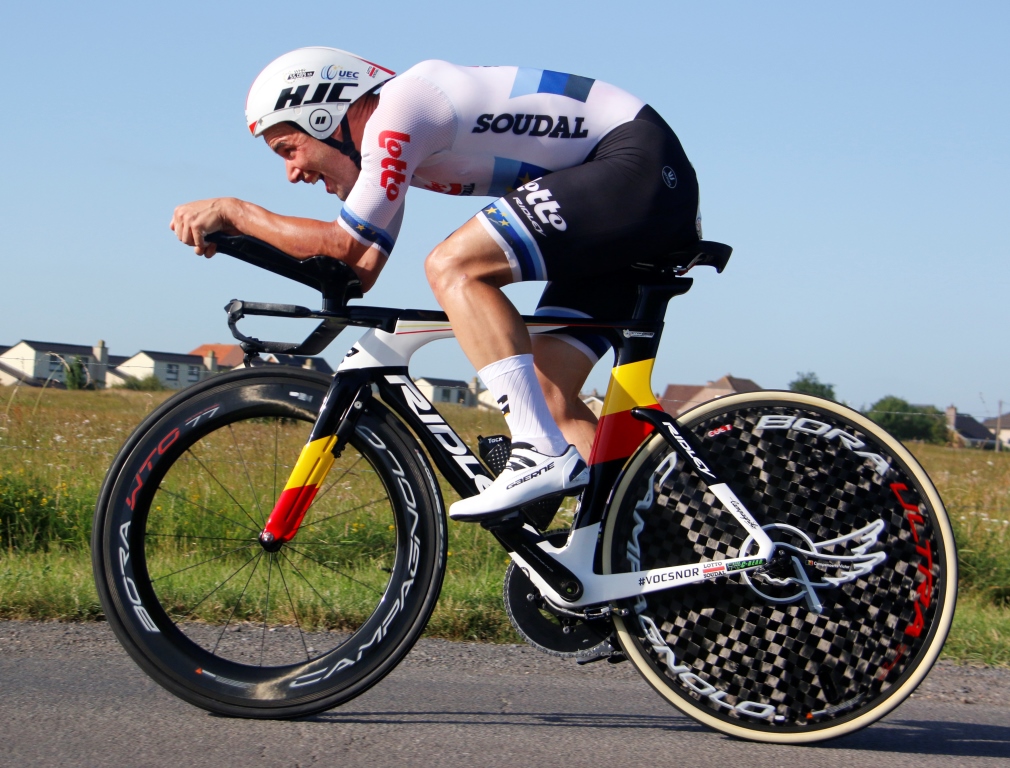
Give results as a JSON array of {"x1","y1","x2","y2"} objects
[{"x1": 997, "y1": 400, "x2": 1003, "y2": 453}]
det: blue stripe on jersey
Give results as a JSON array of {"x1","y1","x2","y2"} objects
[
  {"x1": 509, "y1": 68, "x2": 595, "y2": 103},
  {"x1": 509, "y1": 67, "x2": 544, "y2": 99},
  {"x1": 339, "y1": 206, "x2": 395, "y2": 254},
  {"x1": 489, "y1": 157, "x2": 551, "y2": 196},
  {"x1": 480, "y1": 202, "x2": 545, "y2": 281},
  {"x1": 561, "y1": 74, "x2": 595, "y2": 102},
  {"x1": 538, "y1": 69, "x2": 569, "y2": 97}
]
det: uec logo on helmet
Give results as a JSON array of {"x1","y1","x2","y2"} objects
[{"x1": 322, "y1": 64, "x2": 359, "y2": 81}]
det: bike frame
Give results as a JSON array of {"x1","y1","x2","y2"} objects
[{"x1": 255, "y1": 284, "x2": 774, "y2": 610}]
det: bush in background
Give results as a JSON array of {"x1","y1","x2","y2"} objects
[
  {"x1": 867, "y1": 396, "x2": 947, "y2": 443},
  {"x1": 116, "y1": 374, "x2": 168, "y2": 391},
  {"x1": 64, "y1": 356, "x2": 90, "y2": 391},
  {"x1": 788, "y1": 371, "x2": 836, "y2": 400}
]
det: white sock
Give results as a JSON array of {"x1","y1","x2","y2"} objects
[{"x1": 478, "y1": 354, "x2": 569, "y2": 456}]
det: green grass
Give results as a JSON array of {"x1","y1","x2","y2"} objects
[
  {"x1": 0, "y1": 387, "x2": 1008, "y2": 660},
  {"x1": 944, "y1": 592, "x2": 1010, "y2": 667}
]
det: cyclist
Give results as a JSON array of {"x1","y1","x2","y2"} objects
[{"x1": 170, "y1": 47, "x2": 701, "y2": 522}]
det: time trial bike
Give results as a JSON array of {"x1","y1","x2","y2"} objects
[{"x1": 92, "y1": 233, "x2": 956, "y2": 743}]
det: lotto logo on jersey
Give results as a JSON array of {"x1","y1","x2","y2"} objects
[
  {"x1": 423, "y1": 181, "x2": 476, "y2": 196},
  {"x1": 378, "y1": 130, "x2": 411, "y2": 201},
  {"x1": 510, "y1": 180, "x2": 566, "y2": 232}
]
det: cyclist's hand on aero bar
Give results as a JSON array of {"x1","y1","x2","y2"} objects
[{"x1": 170, "y1": 198, "x2": 241, "y2": 258}]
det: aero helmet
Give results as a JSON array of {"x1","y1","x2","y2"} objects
[{"x1": 245, "y1": 47, "x2": 395, "y2": 167}]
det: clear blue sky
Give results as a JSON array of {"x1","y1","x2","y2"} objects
[{"x1": 1, "y1": 1, "x2": 1007, "y2": 415}]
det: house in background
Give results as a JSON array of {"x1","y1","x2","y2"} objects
[
  {"x1": 264, "y1": 353, "x2": 334, "y2": 374},
  {"x1": 415, "y1": 376, "x2": 482, "y2": 407},
  {"x1": 946, "y1": 406, "x2": 997, "y2": 449},
  {"x1": 188, "y1": 344, "x2": 335, "y2": 374},
  {"x1": 659, "y1": 374, "x2": 762, "y2": 417},
  {"x1": 2, "y1": 338, "x2": 340, "y2": 391},
  {"x1": 107, "y1": 350, "x2": 220, "y2": 389},
  {"x1": 982, "y1": 412, "x2": 1010, "y2": 449},
  {"x1": 0, "y1": 340, "x2": 124, "y2": 388},
  {"x1": 582, "y1": 393, "x2": 605, "y2": 418},
  {"x1": 188, "y1": 343, "x2": 246, "y2": 370}
]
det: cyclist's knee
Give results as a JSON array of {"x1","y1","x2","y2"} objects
[
  {"x1": 425, "y1": 243, "x2": 508, "y2": 301},
  {"x1": 423, "y1": 241, "x2": 461, "y2": 299}
]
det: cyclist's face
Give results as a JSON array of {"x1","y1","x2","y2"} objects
[{"x1": 263, "y1": 124, "x2": 357, "y2": 200}]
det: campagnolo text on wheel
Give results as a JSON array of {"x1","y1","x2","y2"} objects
[{"x1": 93, "y1": 48, "x2": 957, "y2": 743}]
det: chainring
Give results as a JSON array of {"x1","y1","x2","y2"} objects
[{"x1": 503, "y1": 531, "x2": 613, "y2": 658}]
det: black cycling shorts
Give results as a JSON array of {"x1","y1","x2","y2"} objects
[{"x1": 474, "y1": 104, "x2": 700, "y2": 363}]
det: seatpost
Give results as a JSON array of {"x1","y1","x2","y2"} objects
[{"x1": 632, "y1": 278, "x2": 694, "y2": 324}]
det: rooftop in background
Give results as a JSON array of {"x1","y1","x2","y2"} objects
[
  {"x1": 952, "y1": 413, "x2": 996, "y2": 443},
  {"x1": 659, "y1": 374, "x2": 762, "y2": 417},
  {"x1": 946, "y1": 406, "x2": 998, "y2": 448},
  {"x1": 136, "y1": 351, "x2": 205, "y2": 365},
  {"x1": 982, "y1": 413, "x2": 1010, "y2": 430},
  {"x1": 266, "y1": 354, "x2": 334, "y2": 375},
  {"x1": 189, "y1": 344, "x2": 245, "y2": 369},
  {"x1": 18, "y1": 340, "x2": 96, "y2": 356}
]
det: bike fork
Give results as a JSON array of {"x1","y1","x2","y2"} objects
[{"x1": 259, "y1": 373, "x2": 372, "y2": 550}]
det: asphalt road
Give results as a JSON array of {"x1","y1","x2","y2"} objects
[{"x1": 0, "y1": 621, "x2": 1007, "y2": 767}]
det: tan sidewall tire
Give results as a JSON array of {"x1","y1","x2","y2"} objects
[{"x1": 601, "y1": 391, "x2": 957, "y2": 744}]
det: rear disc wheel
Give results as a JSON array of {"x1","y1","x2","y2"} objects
[{"x1": 602, "y1": 392, "x2": 956, "y2": 743}]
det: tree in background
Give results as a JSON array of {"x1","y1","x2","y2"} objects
[
  {"x1": 117, "y1": 375, "x2": 168, "y2": 392},
  {"x1": 64, "y1": 356, "x2": 90, "y2": 390},
  {"x1": 788, "y1": 372, "x2": 835, "y2": 400},
  {"x1": 866, "y1": 396, "x2": 947, "y2": 443}
]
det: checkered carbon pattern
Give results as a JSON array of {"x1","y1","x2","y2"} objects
[{"x1": 610, "y1": 401, "x2": 949, "y2": 733}]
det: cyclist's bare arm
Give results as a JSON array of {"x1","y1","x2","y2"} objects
[{"x1": 170, "y1": 197, "x2": 387, "y2": 291}]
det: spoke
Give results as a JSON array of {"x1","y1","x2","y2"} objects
[
  {"x1": 279, "y1": 549, "x2": 340, "y2": 618},
  {"x1": 285, "y1": 545, "x2": 385, "y2": 597},
  {"x1": 147, "y1": 532, "x2": 253, "y2": 543},
  {"x1": 229, "y1": 423, "x2": 266, "y2": 526},
  {"x1": 308, "y1": 455, "x2": 365, "y2": 508},
  {"x1": 157, "y1": 486, "x2": 259, "y2": 535},
  {"x1": 298, "y1": 497, "x2": 387, "y2": 531},
  {"x1": 150, "y1": 543, "x2": 259, "y2": 582},
  {"x1": 184, "y1": 447, "x2": 263, "y2": 532},
  {"x1": 168, "y1": 549, "x2": 260, "y2": 623},
  {"x1": 275, "y1": 558, "x2": 311, "y2": 663},
  {"x1": 212, "y1": 551, "x2": 264, "y2": 656},
  {"x1": 260, "y1": 553, "x2": 274, "y2": 666}
]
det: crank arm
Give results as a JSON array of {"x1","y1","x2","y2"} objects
[{"x1": 485, "y1": 517, "x2": 584, "y2": 601}]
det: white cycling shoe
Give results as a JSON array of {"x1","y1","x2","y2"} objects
[{"x1": 449, "y1": 443, "x2": 589, "y2": 522}]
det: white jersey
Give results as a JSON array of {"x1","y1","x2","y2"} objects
[{"x1": 338, "y1": 60, "x2": 645, "y2": 256}]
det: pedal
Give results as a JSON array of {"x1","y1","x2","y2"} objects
[
  {"x1": 575, "y1": 641, "x2": 626, "y2": 666},
  {"x1": 477, "y1": 434, "x2": 511, "y2": 477},
  {"x1": 519, "y1": 494, "x2": 564, "y2": 531}
]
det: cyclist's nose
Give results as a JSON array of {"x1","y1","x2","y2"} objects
[{"x1": 286, "y1": 161, "x2": 303, "y2": 184}]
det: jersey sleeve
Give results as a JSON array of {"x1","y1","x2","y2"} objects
[{"x1": 339, "y1": 72, "x2": 457, "y2": 256}]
